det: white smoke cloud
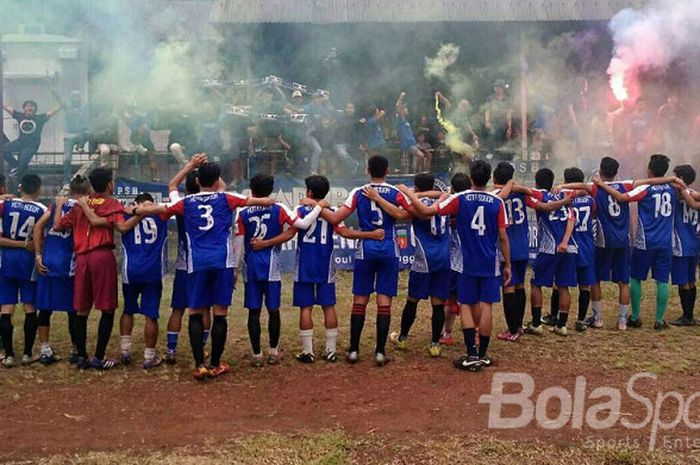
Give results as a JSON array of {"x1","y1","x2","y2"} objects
[{"x1": 424, "y1": 43, "x2": 460, "y2": 80}]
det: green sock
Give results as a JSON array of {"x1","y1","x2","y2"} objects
[
  {"x1": 630, "y1": 279, "x2": 642, "y2": 321},
  {"x1": 655, "y1": 281, "x2": 669, "y2": 323}
]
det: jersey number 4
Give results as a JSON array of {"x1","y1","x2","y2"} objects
[{"x1": 471, "y1": 206, "x2": 486, "y2": 236}]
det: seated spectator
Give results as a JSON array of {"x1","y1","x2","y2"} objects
[{"x1": 415, "y1": 131, "x2": 432, "y2": 158}]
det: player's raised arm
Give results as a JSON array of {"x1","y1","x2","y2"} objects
[
  {"x1": 631, "y1": 175, "x2": 683, "y2": 188},
  {"x1": 52, "y1": 196, "x2": 72, "y2": 231},
  {"x1": 168, "y1": 153, "x2": 207, "y2": 193},
  {"x1": 593, "y1": 176, "x2": 634, "y2": 203},
  {"x1": 363, "y1": 186, "x2": 412, "y2": 221},
  {"x1": 495, "y1": 179, "x2": 514, "y2": 200}
]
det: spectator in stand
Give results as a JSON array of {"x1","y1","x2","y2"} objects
[
  {"x1": 197, "y1": 104, "x2": 224, "y2": 165},
  {"x1": 62, "y1": 91, "x2": 90, "y2": 185},
  {"x1": 165, "y1": 110, "x2": 197, "y2": 166},
  {"x1": 656, "y1": 92, "x2": 687, "y2": 158},
  {"x1": 283, "y1": 90, "x2": 308, "y2": 175},
  {"x1": 2, "y1": 97, "x2": 62, "y2": 179},
  {"x1": 395, "y1": 92, "x2": 428, "y2": 173},
  {"x1": 89, "y1": 104, "x2": 120, "y2": 172},
  {"x1": 361, "y1": 106, "x2": 386, "y2": 159},
  {"x1": 484, "y1": 79, "x2": 513, "y2": 151},
  {"x1": 415, "y1": 131, "x2": 432, "y2": 162},
  {"x1": 333, "y1": 102, "x2": 362, "y2": 175},
  {"x1": 435, "y1": 92, "x2": 479, "y2": 148},
  {"x1": 303, "y1": 91, "x2": 334, "y2": 174},
  {"x1": 123, "y1": 102, "x2": 158, "y2": 181},
  {"x1": 415, "y1": 115, "x2": 436, "y2": 146},
  {"x1": 312, "y1": 115, "x2": 337, "y2": 175},
  {"x1": 220, "y1": 91, "x2": 251, "y2": 186},
  {"x1": 240, "y1": 124, "x2": 267, "y2": 176},
  {"x1": 432, "y1": 129, "x2": 452, "y2": 174}
]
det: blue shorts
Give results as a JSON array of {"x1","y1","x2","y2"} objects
[
  {"x1": 458, "y1": 274, "x2": 501, "y2": 305},
  {"x1": 408, "y1": 269, "x2": 451, "y2": 301},
  {"x1": 502, "y1": 260, "x2": 528, "y2": 287},
  {"x1": 0, "y1": 275, "x2": 36, "y2": 305},
  {"x1": 531, "y1": 253, "x2": 577, "y2": 288},
  {"x1": 293, "y1": 282, "x2": 336, "y2": 308},
  {"x1": 187, "y1": 268, "x2": 234, "y2": 309},
  {"x1": 450, "y1": 270, "x2": 460, "y2": 298},
  {"x1": 36, "y1": 275, "x2": 74, "y2": 312},
  {"x1": 123, "y1": 281, "x2": 163, "y2": 320},
  {"x1": 631, "y1": 248, "x2": 672, "y2": 283},
  {"x1": 672, "y1": 256, "x2": 698, "y2": 286},
  {"x1": 577, "y1": 265, "x2": 597, "y2": 287},
  {"x1": 245, "y1": 280, "x2": 281, "y2": 310},
  {"x1": 352, "y1": 258, "x2": 399, "y2": 297},
  {"x1": 171, "y1": 269, "x2": 189, "y2": 310},
  {"x1": 595, "y1": 247, "x2": 631, "y2": 284}
]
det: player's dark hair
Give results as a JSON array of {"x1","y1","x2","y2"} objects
[
  {"x1": 88, "y1": 167, "x2": 113, "y2": 193},
  {"x1": 564, "y1": 167, "x2": 585, "y2": 183},
  {"x1": 134, "y1": 192, "x2": 154, "y2": 204},
  {"x1": 185, "y1": 170, "x2": 200, "y2": 195},
  {"x1": 493, "y1": 162, "x2": 515, "y2": 185},
  {"x1": 673, "y1": 164, "x2": 696, "y2": 185},
  {"x1": 197, "y1": 162, "x2": 221, "y2": 188},
  {"x1": 451, "y1": 172, "x2": 470, "y2": 192},
  {"x1": 19, "y1": 174, "x2": 41, "y2": 195},
  {"x1": 413, "y1": 173, "x2": 434, "y2": 193},
  {"x1": 469, "y1": 160, "x2": 492, "y2": 187},
  {"x1": 250, "y1": 173, "x2": 274, "y2": 197},
  {"x1": 367, "y1": 155, "x2": 389, "y2": 179},
  {"x1": 599, "y1": 156, "x2": 619, "y2": 179},
  {"x1": 535, "y1": 168, "x2": 555, "y2": 191},
  {"x1": 22, "y1": 100, "x2": 37, "y2": 111},
  {"x1": 648, "y1": 154, "x2": 670, "y2": 177},
  {"x1": 305, "y1": 175, "x2": 330, "y2": 200},
  {"x1": 69, "y1": 175, "x2": 90, "y2": 195}
]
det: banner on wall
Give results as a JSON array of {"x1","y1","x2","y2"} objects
[{"x1": 115, "y1": 175, "x2": 539, "y2": 272}]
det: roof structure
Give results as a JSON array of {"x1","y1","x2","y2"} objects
[{"x1": 209, "y1": 0, "x2": 652, "y2": 24}]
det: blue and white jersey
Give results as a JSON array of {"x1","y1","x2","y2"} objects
[
  {"x1": 570, "y1": 193, "x2": 597, "y2": 267},
  {"x1": 0, "y1": 198, "x2": 47, "y2": 280},
  {"x1": 628, "y1": 183, "x2": 676, "y2": 251},
  {"x1": 294, "y1": 205, "x2": 342, "y2": 284},
  {"x1": 591, "y1": 181, "x2": 633, "y2": 248},
  {"x1": 437, "y1": 190, "x2": 507, "y2": 278},
  {"x1": 121, "y1": 214, "x2": 169, "y2": 283},
  {"x1": 395, "y1": 114, "x2": 417, "y2": 151},
  {"x1": 499, "y1": 190, "x2": 530, "y2": 262},
  {"x1": 343, "y1": 183, "x2": 412, "y2": 261},
  {"x1": 529, "y1": 190, "x2": 577, "y2": 255},
  {"x1": 449, "y1": 220, "x2": 463, "y2": 273},
  {"x1": 411, "y1": 197, "x2": 450, "y2": 273},
  {"x1": 169, "y1": 190, "x2": 188, "y2": 272},
  {"x1": 42, "y1": 200, "x2": 77, "y2": 278},
  {"x1": 673, "y1": 189, "x2": 699, "y2": 257},
  {"x1": 166, "y1": 191, "x2": 248, "y2": 272},
  {"x1": 237, "y1": 203, "x2": 297, "y2": 282}
]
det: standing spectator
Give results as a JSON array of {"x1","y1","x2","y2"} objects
[
  {"x1": 435, "y1": 92, "x2": 479, "y2": 148},
  {"x1": 62, "y1": 91, "x2": 89, "y2": 184},
  {"x1": 333, "y1": 102, "x2": 362, "y2": 175},
  {"x1": 2, "y1": 98, "x2": 62, "y2": 179},
  {"x1": 89, "y1": 104, "x2": 120, "y2": 172},
  {"x1": 283, "y1": 90, "x2": 308, "y2": 175},
  {"x1": 240, "y1": 125, "x2": 267, "y2": 177},
  {"x1": 123, "y1": 103, "x2": 158, "y2": 181},
  {"x1": 484, "y1": 79, "x2": 513, "y2": 151},
  {"x1": 312, "y1": 116, "x2": 336, "y2": 175},
  {"x1": 656, "y1": 92, "x2": 687, "y2": 158},
  {"x1": 361, "y1": 107, "x2": 387, "y2": 159},
  {"x1": 303, "y1": 91, "x2": 334, "y2": 174},
  {"x1": 395, "y1": 92, "x2": 428, "y2": 173}
]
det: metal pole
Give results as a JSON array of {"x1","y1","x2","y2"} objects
[
  {"x1": 0, "y1": 35, "x2": 4, "y2": 174},
  {"x1": 519, "y1": 25, "x2": 528, "y2": 162}
]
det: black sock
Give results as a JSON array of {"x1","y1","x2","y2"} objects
[
  {"x1": 68, "y1": 313, "x2": 78, "y2": 347},
  {"x1": 690, "y1": 287, "x2": 697, "y2": 320},
  {"x1": 463, "y1": 328, "x2": 477, "y2": 357},
  {"x1": 74, "y1": 315, "x2": 88, "y2": 358},
  {"x1": 23, "y1": 313, "x2": 38, "y2": 356},
  {"x1": 400, "y1": 300, "x2": 418, "y2": 339},
  {"x1": 557, "y1": 312, "x2": 569, "y2": 328},
  {"x1": 210, "y1": 315, "x2": 227, "y2": 367},
  {"x1": 268, "y1": 310, "x2": 281, "y2": 349},
  {"x1": 578, "y1": 289, "x2": 591, "y2": 322},
  {"x1": 515, "y1": 288, "x2": 527, "y2": 328},
  {"x1": 188, "y1": 313, "x2": 205, "y2": 366},
  {"x1": 679, "y1": 288, "x2": 691, "y2": 320},
  {"x1": 532, "y1": 306, "x2": 542, "y2": 327},
  {"x1": 37, "y1": 310, "x2": 52, "y2": 328},
  {"x1": 550, "y1": 289, "x2": 560, "y2": 319},
  {"x1": 376, "y1": 305, "x2": 391, "y2": 355},
  {"x1": 94, "y1": 312, "x2": 114, "y2": 360},
  {"x1": 247, "y1": 309, "x2": 262, "y2": 355},
  {"x1": 0, "y1": 314, "x2": 14, "y2": 357},
  {"x1": 503, "y1": 292, "x2": 517, "y2": 333},
  {"x1": 431, "y1": 304, "x2": 445, "y2": 344},
  {"x1": 478, "y1": 335, "x2": 490, "y2": 358},
  {"x1": 349, "y1": 314, "x2": 365, "y2": 352}
]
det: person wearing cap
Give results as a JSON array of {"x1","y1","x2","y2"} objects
[
  {"x1": 484, "y1": 79, "x2": 513, "y2": 151},
  {"x1": 62, "y1": 91, "x2": 90, "y2": 185}
]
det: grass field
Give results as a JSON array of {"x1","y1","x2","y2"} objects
[{"x1": 2, "y1": 271, "x2": 700, "y2": 464}]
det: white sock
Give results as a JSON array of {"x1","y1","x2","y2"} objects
[
  {"x1": 591, "y1": 301, "x2": 602, "y2": 320},
  {"x1": 325, "y1": 328, "x2": 338, "y2": 353},
  {"x1": 40, "y1": 342, "x2": 52, "y2": 356},
  {"x1": 269, "y1": 347, "x2": 278, "y2": 356},
  {"x1": 144, "y1": 347, "x2": 156, "y2": 361},
  {"x1": 619, "y1": 304, "x2": 630, "y2": 321},
  {"x1": 120, "y1": 335, "x2": 132, "y2": 355},
  {"x1": 299, "y1": 329, "x2": 314, "y2": 355}
]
